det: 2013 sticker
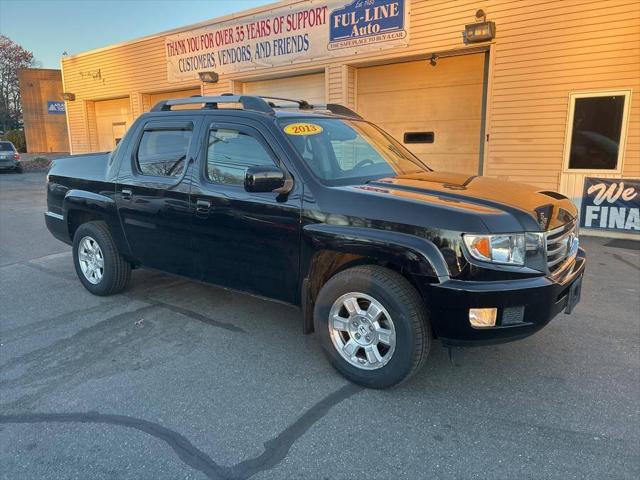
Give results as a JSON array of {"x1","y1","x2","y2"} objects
[{"x1": 283, "y1": 123, "x2": 323, "y2": 136}]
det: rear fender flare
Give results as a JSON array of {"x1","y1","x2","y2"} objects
[
  {"x1": 63, "y1": 189, "x2": 131, "y2": 258},
  {"x1": 63, "y1": 189, "x2": 116, "y2": 215}
]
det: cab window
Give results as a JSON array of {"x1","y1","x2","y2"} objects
[{"x1": 206, "y1": 128, "x2": 276, "y2": 185}]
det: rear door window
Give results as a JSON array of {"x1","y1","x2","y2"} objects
[{"x1": 135, "y1": 122, "x2": 193, "y2": 177}]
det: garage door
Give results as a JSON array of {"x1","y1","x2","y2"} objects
[
  {"x1": 243, "y1": 73, "x2": 325, "y2": 106},
  {"x1": 357, "y1": 54, "x2": 485, "y2": 175},
  {"x1": 149, "y1": 88, "x2": 202, "y2": 110},
  {"x1": 95, "y1": 98, "x2": 131, "y2": 151}
]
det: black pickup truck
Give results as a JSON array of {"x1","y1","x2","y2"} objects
[{"x1": 45, "y1": 95, "x2": 585, "y2": 388}]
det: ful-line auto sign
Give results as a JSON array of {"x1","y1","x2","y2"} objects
[
  {"x1": 164, "y1": 0, "x2": 409, "y2": 82},
  {"x1": 328, "y1": 0, "x2": 407, "y2": 50},
  {"x1": 580, "y1": 177, "x2": 640, "y2": 233}
]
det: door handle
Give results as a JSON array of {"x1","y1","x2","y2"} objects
[
  {"x1": 196, "y1": 199, "x2": 211, "y2": 214},
  {"x1": 121, "y1": 189, "x2": 132, "y2": 200}
]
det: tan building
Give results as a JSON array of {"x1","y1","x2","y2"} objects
[
  {"x1": 60, "y1": 0, "x2": 639, "y2": 235},
  {"x1": 18, "y1": 68, "x2": 70, "y2": 153}
]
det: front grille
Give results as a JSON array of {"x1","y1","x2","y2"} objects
[{"x1": 545, "y1": 220, "x2": 578, "y2": 273}]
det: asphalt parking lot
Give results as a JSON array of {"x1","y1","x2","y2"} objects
[{"x1": 1, "y1": 171, "x2": 639, "y2": 479}]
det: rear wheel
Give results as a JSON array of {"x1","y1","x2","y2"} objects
[
  {"x1": 14, "y1": 164, "x2": 23, "y2": 173},
  {"x1": 72, "y1": 221, "x2": 131, "y2": 296},
  {"x1": 314, "y1": 265, "x2": 431, "y2": 388}
]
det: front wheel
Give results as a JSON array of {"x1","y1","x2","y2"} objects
[
  {"x1": 314, "y1": 265, "x2": 431, "y2": 388},
  {"x1": 72, "y1": 221, "x2": 131, "y2": 296}
]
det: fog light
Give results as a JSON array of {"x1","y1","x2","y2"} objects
[{"x1": 469, "y1": 308, "x2": 497, "y2": 328}]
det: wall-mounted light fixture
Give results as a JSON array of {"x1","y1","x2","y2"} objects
[
  {"x1": 463, "y1": 9, "x2": 496, "y2": 44},
  {"x1": 429, "y1": 54, "x2": 438, "y2": 66},
  {"x1": 62, "y1": 92, "x2": 75, "y2": 101},
  {"x1": 198, "y1": 71, "x2": 219, "y2": 83}
]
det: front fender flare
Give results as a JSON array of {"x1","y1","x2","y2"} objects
[{"x1": 303, "y1": 224, "x2": 450, "y2": 282}]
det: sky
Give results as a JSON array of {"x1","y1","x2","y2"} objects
[{"x1": 0, "y1": 0, "x2": 274, "y2": 68}]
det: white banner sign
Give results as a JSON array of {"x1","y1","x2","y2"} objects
[{"x1": 165, "y1": 0, "x2": 409, "y2": 82}]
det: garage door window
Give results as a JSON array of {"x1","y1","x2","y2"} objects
[
  {"x1": 564, "y1": 91, "x2": 631, "y2": 172},
  {"x1": 136, "y1": 125, "x2": 192, "y2": 177},
  {"x1": 206, "y1": 128, "x2": 276, "y2": 185}
]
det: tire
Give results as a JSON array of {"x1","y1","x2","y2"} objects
[
  {"x1": 14, "y1": 164, "x2": 23, "y2": 174},
  {"x1": 314, "y1": 265, "x2": 431, "y2": 389},
  {"x1": 72, "y1": 221, "x2": 131, "y2": 296}
]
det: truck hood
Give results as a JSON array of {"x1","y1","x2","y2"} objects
[{"x1": 359, "y1": 171, "x2": 577, "y2": 232}]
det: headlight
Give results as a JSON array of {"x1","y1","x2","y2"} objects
[{"x1": 463, "y1": 233, "x2": 526, "y2": 266}]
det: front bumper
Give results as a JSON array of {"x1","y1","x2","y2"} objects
[{"x1": 422, "y1": 248, "x2": 586, "y2": 346}]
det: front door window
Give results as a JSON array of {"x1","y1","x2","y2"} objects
[{"x1": 206, "y1": 128, "x2": 277, "y2": 185}]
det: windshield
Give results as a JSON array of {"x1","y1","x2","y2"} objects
[
  {"x1": 0, "y1": 142, "x2": 15, "y2": 152},
  {"x1": 279, "y1": 118, "x2": 430, "y2": 185}
]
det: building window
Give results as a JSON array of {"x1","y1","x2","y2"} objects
[
  {"x1": 206, "y1": 129, "x2": 276, "y2": 185},
  {"x1": 564, "y1": 91, "x2": 631, "y2": 172}
]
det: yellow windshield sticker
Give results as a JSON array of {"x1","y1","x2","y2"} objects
[{"x1": 284, "y1": 123, "x2": 323, "y2": 136}]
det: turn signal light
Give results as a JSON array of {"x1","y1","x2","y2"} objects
[
  {"x1": 469, "y1": 308, "x2": 497, "y2": 328},
  {"x1": 467, "y1": 236, "x2": 491, "y2": 260}
]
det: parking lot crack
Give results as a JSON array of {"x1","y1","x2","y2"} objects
[
  {"x1": 610, "y1": 253, "x2": 640, "y2": 271},
  {"x1": 0, "y1": 412, "x2": 228, "y2": 480},
  {"x1": 225, "y1": 383, "x2": 363, "y2": 479},
  {"x1": 0, "y1": 383, "x2": 363, "y2": 480},
  {"x1": 154, "y1": 300, "x2": 246, "y2": 333},
  {"x1": 22, "y1": 260, "x2": 77, "y2": 281}
]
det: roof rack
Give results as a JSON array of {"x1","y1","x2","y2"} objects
[
  {"x1": 150, "y1": 95, "x2": 274, "y2": 114},
  {"x1": 324, "y1": 103, "x2": 362, "y2": 120},
  {"x1": 256, "y1": 96, "x2": 361, "y2": 119},
  {"x1": 150, "y1": 94, "x2": 362, "y2": 119},
  {"x1": 258, "y1": 96, "x2": 313, "y2": 110}
]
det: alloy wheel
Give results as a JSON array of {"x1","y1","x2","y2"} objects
[
  {"x1": 328, "y1": 292, "x2": 396, "y2": 370},
  {"x1": 78, "y1": 236, "x2": 104, "y2": 285}
]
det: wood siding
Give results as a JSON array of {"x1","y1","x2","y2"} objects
[
  {"x1": 486, "y1": 0, "x2": 640, "y2": 190},
  {"x1": 61, "y1": 0, "x2": 640, "y2": 194},
  {"x1": 17, "y1": 69, "x2": 69, "y2": 153}
]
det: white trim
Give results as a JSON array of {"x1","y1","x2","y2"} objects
[
  {"x1": 580, "y1": 229, "x2": 640, "y2": 241},
  {"x1": 561, "y1": 89, "x2": 632, "y2": 175},
  {"x1": 481, "y1": 44, "x2": 496, "y2": 177},
  {"x1": 45, "y1": 211, "x2": 64, "y2": 221},
  {"x1": 60, "y1": 58, "x2": 73, "y2": 155}
]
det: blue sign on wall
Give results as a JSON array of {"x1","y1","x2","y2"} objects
[
  {"x1": 580, "y1": 177, "x2": 640, "y2": 233},
  {"x1": 47, "y1": 101, "x2": 65, "y2": 114},
  {"x1": 329, "y1": 0, "x2": 407, "y2": 50}
]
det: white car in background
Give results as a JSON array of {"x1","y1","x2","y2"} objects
[{"x1": 0, "y1": 141, "x2": 23, "y2": 173}]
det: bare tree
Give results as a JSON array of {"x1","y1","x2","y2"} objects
[{"x1": 0, "y1": 35, "x2": 34, "y2": 132}]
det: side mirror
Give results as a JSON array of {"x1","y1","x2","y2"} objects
[{"x1": 244, "y1": 165, "x2": 292, "y2": 194}]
